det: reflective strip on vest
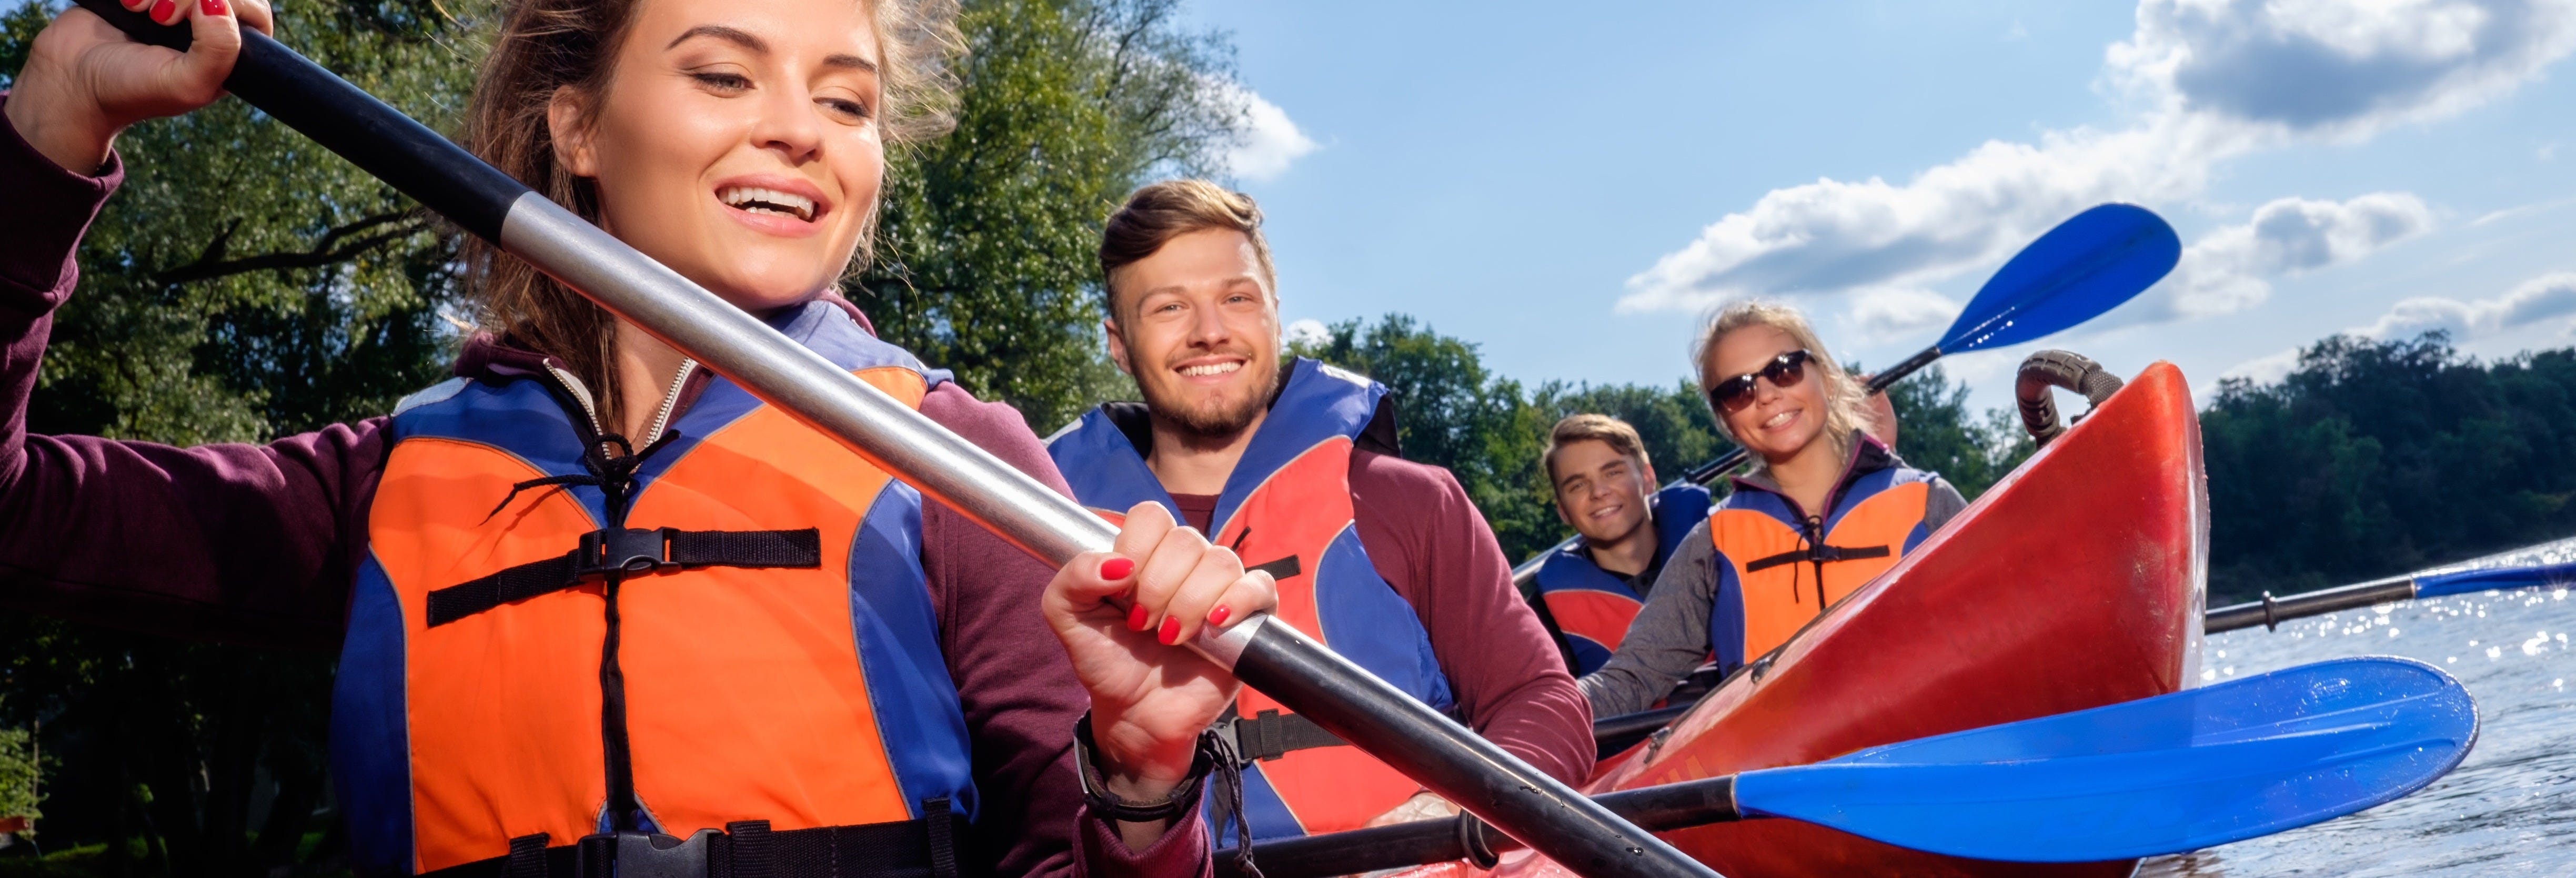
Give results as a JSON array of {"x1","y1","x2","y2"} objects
[
  {"x1": 331, "y1": 302, "x2": 977, "y2": 874},
  {"x1": 1706, "y1": 472, "x2": 1935, "y2": 670},
  {"x1": 1048, "y1": 358, "x2": 1453, "y2": 844}
]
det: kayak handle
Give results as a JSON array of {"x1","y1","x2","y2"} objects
[{"x1": 2016, "y1": 350, "x2": 2121, "y2": 448}]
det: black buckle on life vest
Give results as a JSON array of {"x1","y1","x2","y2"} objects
[
  {"x1": 1744, "y1": 542, "x2": 1891, "y2": 573},
  {"x1": 575, "y1": 830, "x2": 713, "y2": 878},
  {"x1": 576, "y1": 528, "x2": 679, "y2": 578}
]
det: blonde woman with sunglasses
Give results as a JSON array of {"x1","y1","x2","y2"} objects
[{"x1": 1578, "y1": 301, "x2": 1964, "y2": 719}]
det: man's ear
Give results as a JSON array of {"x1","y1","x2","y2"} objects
[
  {"x1": 1104, "y1": 318, "x2": 1134, "y2": 377},
  {"x1": 1639, "y1": 459, "x2": 1658, "y2": 491},
  {"x1": 547, "y1": 86, "x2": 600, "y2": 178}
]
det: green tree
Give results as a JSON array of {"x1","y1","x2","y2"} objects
[
  {"x1": 0, "y1": 722, "x2": 37, "y2": 831},
  {"x1": 862, "y1": 0, "x2": 1241, "y2": 430},
  {"x1": 1881, "y1": 365, "x2": 2034, "y2": 499},
  {"x1": 2200, "y1": 332, "x2": 2576, "y2": 602},
  {"x1": 1527, "y1": 380, "x2": 1726, "y2": 487}
]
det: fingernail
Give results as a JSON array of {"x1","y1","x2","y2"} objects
[
  {"x1": 1127, "y1": 604, "x2": 1151, "y2": 631},
  {"x1": 1099, "y1": 557, "x2": 1134, "y2": 580},
  {"x1": 201, "y1": 0, "x2": 226, "y2": 16},
  {"x1": 150, "y1": 0, "x2": 175, "y2": 23},
  {"x1": 1206, "y1": 605, "x2": 1231, "y2": 627},
  {"x1": 1158, "y1": 617, "x2": 1182, "y2": 645}
]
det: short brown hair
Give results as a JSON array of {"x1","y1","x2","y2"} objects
[
  {"x1": 1098, "y1": 180, "x2": 1275, "y2": 317},
  {"x1": 1545, "y1": 414, "x2": 1651, "y2": 485}
]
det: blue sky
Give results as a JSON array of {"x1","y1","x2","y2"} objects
[{"x1": 1188, "y1": 0, "x2": 2576, "y2": 412}]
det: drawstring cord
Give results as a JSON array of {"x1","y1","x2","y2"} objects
[
  {"x1": 481, "y1": 430, "x2": 681, "y2": 523},
  {"x1": 1208, "y1": 729, "x2": 1263, "y2": 878}
]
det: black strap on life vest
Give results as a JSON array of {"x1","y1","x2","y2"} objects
[
  {"x1": 426, "y1": 527, "x2": 823, "y2": 627},
  {"x1": 1226, "y1": 709, "x2": 1347, "y2": 763},
  {"x1": 428, "y1": 800, "x2": 978, "y2": 878},
  {"x1": 1741, "y1": 542, "x2": 1890, "y2": 573}
]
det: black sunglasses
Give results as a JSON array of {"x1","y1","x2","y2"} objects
[{"x1": 1707, "y1": 349, "x2": 1813, "y2": 411}]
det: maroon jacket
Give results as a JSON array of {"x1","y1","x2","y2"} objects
[{"x1": 0, "y1": 98, "x2": 1202, "y2": 877}]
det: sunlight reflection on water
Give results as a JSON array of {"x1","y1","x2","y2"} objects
[{"x1": 2138, "y1": 538, "x2": 2576, "y2": 877}]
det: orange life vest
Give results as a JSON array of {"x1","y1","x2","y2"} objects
[
  {"x1": 1047, "y1": 358, "x2": 1453, "y2": 844},
  {"x1": 1706, "y1": 440, "x2": 1941, "y2": 673},
  {"x1": 330, "y1": 304, "x2": 976, "y2": 875}
]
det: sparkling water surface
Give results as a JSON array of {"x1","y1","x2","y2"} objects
[{"x1": 2138, "y1": 538, "x2": 2576, "y2": 877}]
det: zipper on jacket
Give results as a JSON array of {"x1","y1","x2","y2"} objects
[
  {"x1": 641, "y1": 358, "x2": 697, "y2": 447},
  {"x1": 544, "y1": 359, "x2": 697, "y2": 447}
]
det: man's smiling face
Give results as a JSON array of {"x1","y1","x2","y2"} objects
[
  {"x1": 1105, "y1": 228, "x2": 1284, "y2": 441},
  {"x1": 1552, "y1": 438, "x2": 1654, "y2": 546}
]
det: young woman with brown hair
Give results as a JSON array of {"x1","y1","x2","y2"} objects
[{"x1": 0, "y1": 0, "x2": 1265, "y2": 874}]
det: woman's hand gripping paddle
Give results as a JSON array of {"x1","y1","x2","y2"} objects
[{"x1": 1229, "y1": 657, "x2": 2477, "y2": 877}]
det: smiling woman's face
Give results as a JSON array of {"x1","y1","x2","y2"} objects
[
  {"x1": 551, "y1": 0, "x2": 885, "y2": 311},
  {"x1": 1707, "y1": 324, "x2": 1830, "y2": 464}
]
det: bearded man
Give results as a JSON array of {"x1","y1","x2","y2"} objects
[{"x1": 1045, "y1": 180, "x2": 1591, "y2": 844}]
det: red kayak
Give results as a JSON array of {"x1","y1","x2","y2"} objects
[{"x1": 1436, "y1": 361, "x2": 2207, "y2": 878}]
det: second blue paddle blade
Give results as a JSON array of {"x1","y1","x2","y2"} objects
[
  {"x1": 1732, "y1": 657, "x2": 2478, "y2": 862},
  {"x1": 1941, "y1": 203, "x2": 2181, "y2": 354}
]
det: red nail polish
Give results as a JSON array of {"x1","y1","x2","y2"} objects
[
  {"x1": 149, "y1": 0, "x2": 176, "y2": 23},
  {"x1": 1099, "y1": 557, "x2": 1134, "y2": 580},
  {"x1": 200, "y1": 0, "x2": 226, "y2": 16},
  {"x1": 1158, "y1": 617, "x2": 1182, "y2": 645},
  {"x1": 1206, "y1": 605, "x2": 1231, "y2": 627},
  {"x1": 1127, "y1": 603, "x2": 1151, "y2": 631}
]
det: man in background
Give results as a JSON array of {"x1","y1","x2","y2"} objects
[{"x1": 1529, "y1": 415, "x2": 1712, "y2": 675}]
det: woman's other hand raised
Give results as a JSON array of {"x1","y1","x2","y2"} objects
[
  {"x1": 5, "y1": 0, "x2": 275, "y2": 175},
  {"x1": 1042, "y1": 501, "x2": 1276, "y2": 842}
]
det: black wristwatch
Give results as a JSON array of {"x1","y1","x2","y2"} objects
[{"x1": 1073, "y1": 712, "x2": 1217, "y2": 823}]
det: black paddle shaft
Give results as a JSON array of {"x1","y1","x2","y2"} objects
[
  {"x1": 64, "y1": 6, "x2": 1724, "y2": 878},
  {"x1": 1220, "y1": 775, "x2": 1742, "y2": 878},
  {"x1": 2205, "y1": 576, "x2": 2417, "y2": 634}
]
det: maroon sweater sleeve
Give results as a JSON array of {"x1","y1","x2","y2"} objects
[
  {"x1": 917, "y1": 384, "x2": 1211, "y2": 878},
  {"x1": 1349, "y1": 450, "x2": 1596, "y2": 785},
  {"x1": 0, "y1": 95, "x2": 379, "y2": 651}
]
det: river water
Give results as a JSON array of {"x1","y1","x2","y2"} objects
[{"x1": 2137, "y1": 538, "x2": 2576, "y2": 876}]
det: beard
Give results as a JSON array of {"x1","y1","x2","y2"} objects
[{"x1": 1132, "y1": 347, "x2": 1282, "y2": 444}]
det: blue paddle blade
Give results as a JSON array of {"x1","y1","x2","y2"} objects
[
  {"x1": 2413, "y1": 559, "x2": 2576, "y2": 599},
  {"x1": 1732, "y1": 657, "x2": 2477, "y2": 862},
  {"x1": 1939, "y1": 204, "x2": 2181, "y2": 354}
]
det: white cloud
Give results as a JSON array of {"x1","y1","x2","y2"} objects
[
  {"x1": 2221, "y1": 348, "x2": 2303, "y2": 386},
  {"x1": 1211, "y1": 81, "x2": 1319, "y2": 183},
  {"x1": 1847, "y1": 287, "x2": 1964, "y2": 340},
  {"x1": 2148, "y1": 193, "x2": 2434, "y2": 321},
  {"x1": 2107, "y1": 0, "x2": 2576, "y2": 137},
  {"x1": 2355, "y1": 271, "x2": 2576, "y2": 338},
  {"x1": 1284, "y1": 318, "x2": 1331, "y2": 347},
  {"x1": 1616, "y1": 116, "x2": 2241, "y2": 314},
  {"x1": 1618, "y1": 0, "x2": 2576, "y2": 328}
]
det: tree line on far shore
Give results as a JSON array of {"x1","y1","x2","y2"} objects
[{"x1": 1296, "y1": 316, "x2": 2576, "y2": 607}]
